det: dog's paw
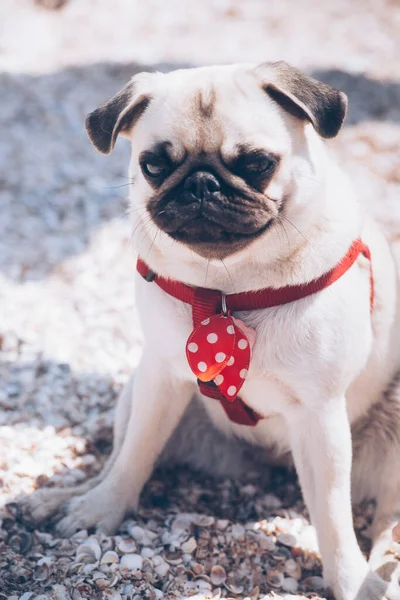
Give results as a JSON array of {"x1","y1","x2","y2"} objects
[
  {"x1": 20, "y1": 487, "x2": 76, "y2": 523},
  {"x1": 55, "y1": 483, "x2": 130, "y2": 537},
  {"x1": 369, "y1": 529, "x2": 400, "y2": 600},
  {"x1": 330, "y1": 562, "x2": 400, "y2": 600},
  {"x1": 352, "y1": 570, "x2": 400, "y2": 600}
]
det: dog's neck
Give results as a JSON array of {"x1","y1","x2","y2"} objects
[{"x1": 133, "y1": 162, "x2": 362, "y2": 294}]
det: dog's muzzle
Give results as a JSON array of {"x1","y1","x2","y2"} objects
[{"x1": 146, "y1": 168, "x2": 276, "y2": 258}]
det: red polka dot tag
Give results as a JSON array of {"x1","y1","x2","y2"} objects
[{"x1": 185, "y1": 313, "x2": 255, "y2": 402}]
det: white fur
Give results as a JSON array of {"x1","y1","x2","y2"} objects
[{"x1": 25, "y1": 64, "x2": 400, "y2": 600}]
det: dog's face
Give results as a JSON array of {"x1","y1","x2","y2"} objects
[{"x1": 86, "y1": 63, "x2": 347, "y2": 261}]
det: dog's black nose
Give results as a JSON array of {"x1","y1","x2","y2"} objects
[{"x1": 184, "y1": 171, "x2": 220, "y2": 202}]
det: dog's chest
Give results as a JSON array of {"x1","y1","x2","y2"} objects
[
  {"x1": 139, "y1": 277, "x2": 317, "y2": 406},
  {"x1": 137, "y1": 269, "x2": 373, "y2": 450}
]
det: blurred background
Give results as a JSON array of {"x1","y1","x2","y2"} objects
[{"x1": 0, "y1": 1, "x2": 399, "y2": 598}]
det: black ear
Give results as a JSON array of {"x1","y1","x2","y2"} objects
[
  {"x1": 85, "y1": 79, "x2": 151, "y2": 154},
  {"x1": 255, "y1": 61, "x2": 348, "y2": 139}
]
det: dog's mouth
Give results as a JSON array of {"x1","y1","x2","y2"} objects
[
  {"x1": 147, "y1": 171, "x2": 277, "y2": 258},
  {"x1": 169, "y1": 215, "x2": 274, "y2": 257}
]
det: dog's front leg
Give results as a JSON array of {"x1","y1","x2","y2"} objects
[
  {"x1": 287, "y1": 397, "x2": 398, "y2": 600},
  {"x1": 55, "y1": 353, "x2": 194, "y2": 536}
]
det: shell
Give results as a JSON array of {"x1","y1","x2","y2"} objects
[
  {"x1": 192, "y1": 563, "x2": 205, "y2": 575},
  {"x1": 277, "y1": 533, "x2": 297, "y2": 548},
  {"x1": 210, "y1": 565, "x2": 227, "y2": 585},
  {"x1": 181, "y1": 537, "x2": 197, "y2": 554},
  {"x1": 225, "y1": 582, "x2": 244, "y2": 594},
  {"x1": 197, "y1": 578, "x2": 212, "y2": 592},
  {"x1": 282, "y1": 576, "x2": 298, "y2": 593},
  {"x1": 303, "y1": 575, "x2": 325, "y2": 591},
  {"x1": 117, "y1": 539, "x2": 136, "y2": 554},
  {"x1": 120, "y1": 553, "x2": 143, "y2": 571},
  {"x1": 33, "y1": 563, "x2": 50, "y2": 582},
  {"x1": 130, "y1": 526, "x2": 145, "y2": 542},
  {"x1": 95, "y1": 577, "x2": 110, "y2": 589},
  {"x1": 76, "y1": 537, "x2": 101, "y2": 564},
  {"x1": 9, "y1": 532, "x2": 32, "y2": 554},
  {"x1": 192, "y1": 515, "x2": 215, "y2": 527},
  {"x1": 284, "y1": 558, "x2": 302, "y2": 580},
  {"x1": 266, "y1": 569, "x2": 284, "y2": 588},
  {"x1": 101, "y1": 551, "x2": 119, "y2": 564},
  {"x1": 257, "y1": 533, "x2": 275, "y2": 551},
  {"x1": 155, "y1": 561, "x2": 170, "y2": 577},
  {"x1": 231, "y1": 523, "x2": 245, "y2": 540},
  {"x1": 164, "y1": 551, "x2": 182, "y2": 565}
]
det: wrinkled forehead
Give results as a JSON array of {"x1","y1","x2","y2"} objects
[{"x1": 133, "y1": 66, "x2": 291, "y2": 161}]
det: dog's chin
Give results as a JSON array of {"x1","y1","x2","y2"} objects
[{"x1": 166, "y1": 218, "x2": 274, "y2": 259}]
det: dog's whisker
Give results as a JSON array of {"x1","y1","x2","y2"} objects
[
  {"x1": 131, "y1": 215, "x2": 154, "y2": 244},
  {"x1": 220, "y1": 258, "x2": 235, "y2": 292},
  {"x1": 277, "y1": 218, "x2": 291, "y2": 254},
  {"x1": 100, "y1": 183, "x2": 135, "y2": 190},
  {"x1": 296, "y1": 173, "x2": 321, "y2": 184},
  {"x1": 280, "y1": 215, "x2": 314, "y2": 250},
  {"x1": 103, "y1": 168, "x2": 136, "y2": 183},
  {"x1": 146, "y1": 230, "x2": 159, "y2": 260},
  {"x1": 204, "y1": 259, "x2": 211, "y2": 286},
  {"x1": 126, "y1": 203, "x2": 148, "y2": 216}
]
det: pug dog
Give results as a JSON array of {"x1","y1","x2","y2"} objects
[{"x1": 24, "y1": 62, "x2": 400, "y2": 600}]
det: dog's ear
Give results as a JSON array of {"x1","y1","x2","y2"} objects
[
  {"x1": 255, "y1": 61, "x2": 347, "y2": 139},
  {"x1": 85, "y1": 75, "x2": 152, "y2": 154}
]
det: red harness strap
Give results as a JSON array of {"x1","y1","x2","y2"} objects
[{"x1": 137, "y1": 238, "x2": 374, "y2": 426}]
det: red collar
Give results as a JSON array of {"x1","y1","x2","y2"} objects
[
  {"x1": 137, "y1": 238, "x2": 373, "y2": 427},
  {"x1": 137, "y1": 238, "x2": 373, "y2": 314}
]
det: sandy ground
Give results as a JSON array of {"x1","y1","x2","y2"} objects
[{"x1": 0, "y1": 1, "x2": 400, "y2": 599}]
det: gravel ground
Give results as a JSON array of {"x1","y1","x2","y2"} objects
[{"x1": 1, "y1": 1, "x2": 400, "y2": 599}]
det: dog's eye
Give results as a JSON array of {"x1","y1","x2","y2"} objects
[
  {"x1": 242, "y1": 155, "x2": 275, "y2": 174},
  {"x1": 142, "y1": 162, "x2": 168, "y2": 177}
]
